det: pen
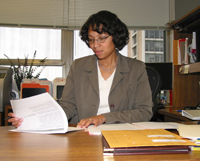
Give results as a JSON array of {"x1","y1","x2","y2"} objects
[
  {"x1": 4, "y1": 117, "x2": 12, "y2": 121},
  {"x1": 176, "y1": 110, "x2": 182, "y2": 112}
]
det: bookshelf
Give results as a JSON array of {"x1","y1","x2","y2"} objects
[
  {"x1": 167, "y1": 5, "x2": 200, "y2": 108},
  {"x1": 179, "y1": 62, "x2": 200, "y2": 74},
  {"x1": 167, "y1": 5, "x2": 200, "y2": 33}
]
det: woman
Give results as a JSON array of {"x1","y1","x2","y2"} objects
[{"x1": 8, "y1": 10, "x2": 153, "y2": 128}]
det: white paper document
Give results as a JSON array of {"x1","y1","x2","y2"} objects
[
  {"x1": 178, "y1": 124, "x2": 200, "y2": 140},
  {"x1": 10, "y1": 92, "x2": 81, "y2": 134},
  {"x1": 131, "y1": 122, "x2": 182, "y2": 129},
  {"x1": 86, "y1": 123, "x2": 142, "y2": 135},
  {"x1": 86, "y1": 122, "x2": 182, "y2": 135}
]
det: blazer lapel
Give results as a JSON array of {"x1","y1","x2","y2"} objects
[
  {"x1": 110, "y1": 53, "x2": 130, "y2": 93},
  {"x1": 84, "y1": 55, "x2": 99, "y2": 95}
]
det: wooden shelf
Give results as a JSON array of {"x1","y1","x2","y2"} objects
[
  {"x1": 168, "y1": 5, "x2": 200, "y2": 108},
  {"x1": 179, "y1": 62, "x2": 200, "y2": 74},
  {"x1": 167, "y1": 5, "x2": 200, "y2": 33},
  {"x1": 169, "y1": 5, "x2": 200, "y2": 75}
]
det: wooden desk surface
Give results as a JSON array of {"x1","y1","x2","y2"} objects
[
  {"x1": 158, "y1": 107, "x2": 196, "y2": 122},
  {"x1": 0, "y1": 126, "x2": 200, "y2": 161}
]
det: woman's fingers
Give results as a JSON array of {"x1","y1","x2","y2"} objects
[
  {"x1": 7, "y1": 113, "x2": 23, "y2": 128},
  {"x1": 77, "y1": 115, "x2": 105, "y2": 128}
]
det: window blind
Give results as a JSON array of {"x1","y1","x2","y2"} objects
[{"x1": 0, "y1": 0, "x2": 169, "y2": 30}]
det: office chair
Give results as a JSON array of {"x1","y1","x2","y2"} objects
[{"x1": 146, "y1": 66, "x2": 162, "y2": 121}]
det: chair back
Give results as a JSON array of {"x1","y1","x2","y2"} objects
[{"x1": 146, "y1": 66, "x2": 162, "y2": 121}]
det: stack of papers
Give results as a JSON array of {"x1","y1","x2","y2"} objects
[
  {"x1": 86, "y1": 123, "x2": 139, "y2": 135},
  {"x1": 178, "y1": 124, "x2": 200, "y2": 140},
  {"x1": 87, "y1": 122, "x2": 182, "y2": 135},
  {"x1": 132, "y1": 122, "x2": 181, "y2": 129},
  {"x1": 178, "y1": 124, "x2": 200, "y2": 151},
  {"x1": 10, "y1": 92, "x2": 82, "y2": 134}
]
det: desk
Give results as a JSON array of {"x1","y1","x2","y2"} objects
[
  {"x1": 0, "y1": 126, "x2": 200, "y2": 161},
  {"x1": 158, "y1": 107, "x2": 196, "y2": 122}
]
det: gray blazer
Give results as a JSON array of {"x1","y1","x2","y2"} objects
[{"x1": 59, "y1": 53, "x2": 153, "y2": 124}]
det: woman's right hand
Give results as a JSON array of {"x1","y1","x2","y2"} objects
[{"x1": 7, "y1": 113, "x2": 23, "y2": 128}]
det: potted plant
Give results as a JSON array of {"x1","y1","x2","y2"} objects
[{"x1": 4, "y1": 50, "x2": 46, "y2": 91}]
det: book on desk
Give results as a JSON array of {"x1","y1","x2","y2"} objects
[{"x1": 102, "y1": 129, "x2": 196, "y2": 155}]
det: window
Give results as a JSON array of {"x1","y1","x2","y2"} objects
[
  {"x1": 132, "y1": 35, "x2": 137, "y2": 46},
  {"x1": 145, "y1": 53, "x2": 164, "y2": 62},
  {"x1": 0, "y1": 27, "x2": 61, "y2": 59},
  {"x1": 145, "y1": 41, "x2": 163, "y2": 52},
  {"x1": 132, "y1": 47, "x2": 137, "y2": 57},
  {"x1": 0, "y1": 27, "x2": 62, "y2": 81},
  {"x1": 159, "y1": 31, "x2": 163, "y2": 39},
  {"x1": 149, "y1": 31, "x2": 155, "y2": 38},
  {"x1": 131, "y1": 30, "x2": 165, "y2": 63},
  {"x1": 155, "y1": 41, "x2": 163, "y2": 52},
  {"x1": 155, "y1": 31, "x2": 159, "y2": 38},
  {"x1": 145, "y1": 30, "x2": 163, "y2": 39}
]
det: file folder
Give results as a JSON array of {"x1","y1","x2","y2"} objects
[{"x1": 102, "y1": 129, "x2": 196, "y2": 155}]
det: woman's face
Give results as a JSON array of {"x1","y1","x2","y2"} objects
[{"x1": 88, "y1": 25, "x2": 116, "y2": 60}]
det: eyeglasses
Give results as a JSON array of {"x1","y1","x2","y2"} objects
[{"x1": 86, "y1": 35, "x2": 110, "y2": 44}]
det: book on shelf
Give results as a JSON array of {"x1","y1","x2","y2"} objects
[
  {"x1": 101, "y1": 129, "x2": 196, "y2": 155},
  {"x1": 174, "y1": 38, "x2": 189, "y2": 65},
  {"x1": 184, "y1": 38, "x2": 189, "y2": 64},
  {"x1": 192, "y1": 32, "x2": 196, "y2": 55},
  {"x1": 188, "y1": 32, "x2": 197, "y2": 63},
  {"x1": 182, "y1": 110, "x2": 200, "y2": 120},
  {"x1": 178, "y1": 38, "x2": 185, "y2": 65},
  {"x1": 173, "y1": 40, "x2": 179, "y2": 65},
  {"x1": 178, "y1": 38, "x2": 188, "y2": 65}
]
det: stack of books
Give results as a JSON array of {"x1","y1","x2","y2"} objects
[{"x1": 102, "y1": 129, "x2": 196, "y2": 155}]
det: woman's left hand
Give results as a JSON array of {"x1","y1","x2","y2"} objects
[{"x1": 77, "y1": 115, "x2": 106, "y2": 128}]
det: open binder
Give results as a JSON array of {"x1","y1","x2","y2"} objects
[
  {"x1": 182, "y1": 110, "x2": 200, "y2": 120},
  {"x1": 102, "y1": 129, "x2": 196, "y2": 155}
]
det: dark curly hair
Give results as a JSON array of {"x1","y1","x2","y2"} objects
[{"x1": 80, "y1": 10, "x2": 129, "y2": 51}]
